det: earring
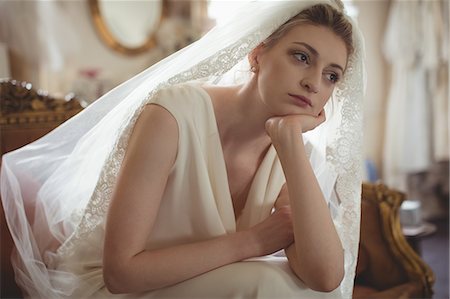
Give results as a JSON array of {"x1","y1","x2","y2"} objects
[{"x1": 250, "y1": 65, "x2": 258, "y2": 73}]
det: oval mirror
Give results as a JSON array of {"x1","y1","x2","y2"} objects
[{"x1": 89, "y1": 0, "x2": 166, "y2": 55}]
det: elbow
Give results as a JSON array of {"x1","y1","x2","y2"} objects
[
  {"x1": 103, "y1": 262, "x2": 131, "y2": 294},
  {"x1": 308, "y1": 272, "x2": 343, "y2": 293},
  {"x1": 103, "y1": 269, "x2": 124, "y2": 294},
  {"x1": 290, "y1": 259, "x2": 344, "y2": 293},
  {"x1": 307, "y1": 265, "x2": 344, "y2": 293}
]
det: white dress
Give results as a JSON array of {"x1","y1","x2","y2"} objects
[
  {"x1": 49, "y1": 83, "x2": 342, "y2": 298},
  {"x1": 382, "y1": 0, "x2": 449, "y2": 190}
]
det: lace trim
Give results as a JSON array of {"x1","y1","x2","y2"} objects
[{"x1": 326, "y1": 26, "x2": 365, "y2": 298}]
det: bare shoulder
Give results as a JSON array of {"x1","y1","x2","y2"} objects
[
  {"x1": 124, "y1": 104, "x2": 179, "y2": 168},
  {"x1": 133, "y1": 104, "x2": 178, "y2": 138},
  {"x1": 138, "y1": 103, "x2": 177, "y2": 128}
]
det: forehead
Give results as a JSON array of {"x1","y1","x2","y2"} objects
[{"x1": 275, "y1": 24, "x2": 348, "y2": 68}]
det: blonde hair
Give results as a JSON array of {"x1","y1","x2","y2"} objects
[{"x1": 263, "y1": 2, "x2": 354, "y2": 57}]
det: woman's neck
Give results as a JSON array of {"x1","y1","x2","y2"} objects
[{"x1": 205, "y1": 82, "x2": 272, "y2": 151}]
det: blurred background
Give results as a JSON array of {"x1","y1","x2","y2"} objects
[{"x1": 0, "y1": 0, "x2": 448, "y2": 298}]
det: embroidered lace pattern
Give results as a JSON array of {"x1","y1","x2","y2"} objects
[{"x1": 326, "y1": 27, "x2": 365, "y2": 297}]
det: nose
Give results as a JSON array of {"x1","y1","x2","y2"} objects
[{"x1": 300, "y1": 70, "x2": 320, "y2": 94}]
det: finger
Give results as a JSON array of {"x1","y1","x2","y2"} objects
[
  {"x1": 265, "y1": 116, "x2": 282, "y2": 125},
  {"x1": 265, "y1": 117, "x2": 281, "y2": 132},
  {"x1": 318, "y1": 109, "x2": 326, "y2": 123}
]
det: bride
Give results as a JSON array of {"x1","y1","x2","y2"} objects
[{"x1": 1, "y1": 1, "x2": 365, "y2": 298}]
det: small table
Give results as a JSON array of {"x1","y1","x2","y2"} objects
[{"x1": 403, "y1": 222, "x2": 437, "y2": 255}]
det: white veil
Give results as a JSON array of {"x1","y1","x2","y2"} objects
[{"x1": 1, "y1": 1, "x2": 365, "y2": 298}]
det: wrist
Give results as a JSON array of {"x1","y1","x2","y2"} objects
[
  {"x1": 272, "y1": 130, "x2": 305, "y2": 156},
  {"x1": 237, "y1": 229, "x2": 262, "y2": 258},
  {"x1": 266, "y1": 117, "x2": 303, "y2": 147}
]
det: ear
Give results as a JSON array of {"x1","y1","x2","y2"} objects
[{"x1": 248, "y1": 43, "x2": 265, "y2": 68}]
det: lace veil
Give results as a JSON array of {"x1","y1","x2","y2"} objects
[{"x1": 1, "y1": 1, "x2": 365, "y2": 298}]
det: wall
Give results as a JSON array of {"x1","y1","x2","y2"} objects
[
  {"x1": 0, "y1": 0, "x2": 203, "y2": 101},
  {"x1": 353, "y1": 0, "x2": 391, "y2": 177}
]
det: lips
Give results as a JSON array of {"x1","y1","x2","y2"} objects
[{"x1": 288, "y1": 93, "x2": 312, "y2": 107}]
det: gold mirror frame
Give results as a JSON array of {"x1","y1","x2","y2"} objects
[{"x1": 89, "y1": 0, "x2": 167, "y2": 56}]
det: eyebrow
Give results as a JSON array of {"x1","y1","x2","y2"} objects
[{"x1": 293, "y1": 42, "x2": 345, "y2": 73}]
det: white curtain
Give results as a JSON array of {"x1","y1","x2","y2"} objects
[
  {"x1": 383, "y1": 0, "x2": 449, "y2": 192},
  {"x1": 0, "y1": 0, "x2": 80, "y2": 91}
]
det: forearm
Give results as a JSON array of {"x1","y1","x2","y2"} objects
[
  {"x1": 274, "y1": 132, "x2": 344, "y2": 291},
  {"x1": 104, "y1": 230, "x2": 256, "y2": 294}
]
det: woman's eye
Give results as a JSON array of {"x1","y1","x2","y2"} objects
[
  {"x1": 294, "y1": 52, "x2": 309, "y2": 63},
  {"x1": 326, "y1": 73, "x2": 340, "y2": 83}
]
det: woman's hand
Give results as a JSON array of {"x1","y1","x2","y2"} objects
[
  {"x1": 247, "y1": 206, "x2": 294, "y2": 256},
  {"x1": 265, "y1": 110, "x2": 326, "y2": 144}
]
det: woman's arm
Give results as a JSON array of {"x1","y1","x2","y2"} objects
[
  {"x1": 103, "y1": 104, "x2": 293, "y2": 294},
  {"x1": 267, "y1": 114, "x2": 344, "y2": 292}
]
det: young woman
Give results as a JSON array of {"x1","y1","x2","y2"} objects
[{"x1": 1, "y1": 1, "x2": 365, "y2": 298}]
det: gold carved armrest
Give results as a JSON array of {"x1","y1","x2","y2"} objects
[
  {"x1": 354, "y1": 183, "x2": 435, "y2": 298},
  {"x1": 0, "y1": 79, "x2": 83, "y2": 154},
  {"x1": 0, "y1": 79, "x2": 83, "y2": 127}
]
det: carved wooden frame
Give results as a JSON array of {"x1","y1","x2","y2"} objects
[
  {"x1": 362, "y1": 183, "x2": 435, "y2": 298},
  {"x1": 0, "y1": 79, "x2": 83, "y2": 129},
  {"x1": 88, "y1": 0, "x2": 169, "y2": 56}
]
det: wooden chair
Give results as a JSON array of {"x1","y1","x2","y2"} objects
[
  {"x1": 0, "y1": 79, "x2": 434, "y2": 298},
  {"x1": 354, "y1": 183, "x2": 435, "y2": 298}
]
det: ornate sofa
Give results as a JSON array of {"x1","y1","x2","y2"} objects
[{"x1": 0, "y1": 79, "x2": 434, "y2": 298}]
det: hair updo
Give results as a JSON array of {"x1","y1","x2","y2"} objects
[{"x1": 263, "y1": 1, "x2": 354, "y2": 58}]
